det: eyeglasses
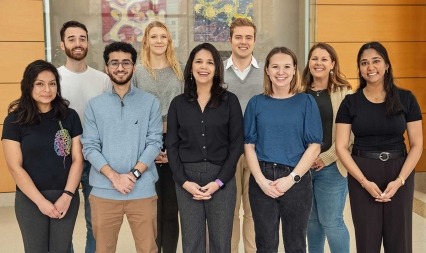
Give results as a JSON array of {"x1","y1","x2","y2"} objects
[{"x1": 107, "y1": 60, "x2": 134, "y2": 69}]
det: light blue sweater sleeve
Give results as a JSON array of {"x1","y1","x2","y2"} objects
[
  {"x1": 138, "y1": 97, "x2": 163, "y2": 168},
  {"x1": 82, "y1": 100, "x2": 108, "y2": 171}
]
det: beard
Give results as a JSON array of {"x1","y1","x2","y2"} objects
[
  {"x1": 64, "y1": 46, "x2": 88, "y2": 61},
  {"x1": 108, "y1": 70, "x2": 133, "y2": 85}
]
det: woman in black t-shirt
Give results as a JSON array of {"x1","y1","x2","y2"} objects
[
  {"x1": 336, "y1": 42, "x2": 423, "y2": 253},
  {"x1": 1, "y1": 60, "x2": 83, "y2": 252}
]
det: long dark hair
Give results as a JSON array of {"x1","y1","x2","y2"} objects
[
  {"x1": 357, "y1": 42, "x2": 402, "y2": 116},
  {"x1": 8, "y1": 60, "x2": 69, "y2": 125},
  {"x1": 301, "y1": 42, "x2": 351, "y2": 92},
  {"x1": 183, "y1": 43, "x2": 226, "y2": 107}
]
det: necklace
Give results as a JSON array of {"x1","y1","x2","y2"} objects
[
  {"x1": 310, "y1": 85, "x2": 326, "y2": 97},
  {"x1": 315, "y1": 89, "x2": 324, "y2": 96},
  {"x1": 364, "y1": 88, "x2": 385, "y2": 102},
  {"x1": 197, "y1": 97, "x2": 211, "y2": 111},
  {"x1": 310, "y1": 87, "x2": 325, "y2": 96}
]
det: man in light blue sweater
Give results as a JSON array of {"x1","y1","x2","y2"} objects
[{"x1": 82, "y1": 42, "x2": 162, "y2": 253}]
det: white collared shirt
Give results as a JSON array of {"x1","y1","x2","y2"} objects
[{"x1": 225, "y1": 56, "x2": 259, "y2": 80}]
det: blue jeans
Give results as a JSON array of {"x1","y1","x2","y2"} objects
[
  {"x1": 249, "y1": 162, "x2": 313, "y2": 253},
  {"x1": 307, "y1": 162, "x2": 349, "y2": 253},
  {"x1": 69, "y1": 160, "x2": 96, "y2": 253}
]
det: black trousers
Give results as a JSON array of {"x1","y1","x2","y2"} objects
[
  {"x1": 155, "y1": 162, "x2": 179, "y2": 253},
  {"x1": 175, "y1": 162, "x2": 236, "y2": 253},
  {"x1": 15, "y1": 190, "x2": 80, "y2": 253},
  {"x1": 349, "y1": 155, "x2": 414, "y2": 253}
]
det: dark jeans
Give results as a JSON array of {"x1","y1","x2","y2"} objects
[
  {"x1": 156, "y1": 162, "x2": 179, "y2": 253},
  {"x1": 69, "y1": 160, "x2": 95, "y2": 253},
  {"x1": 249, "y1": 162, "x2": 313, "y2": 253}
]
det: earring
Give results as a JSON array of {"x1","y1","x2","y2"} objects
[
  {"x1": 330, "y1": 69, "x2": 334, "y2": 75},
  {"x1": 190, "y1": 72, "x2": 193, "y2": 80}
]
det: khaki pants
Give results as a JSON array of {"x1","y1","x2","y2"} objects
[
  {"x1": 89, "y1": 195, "x2": 158, "y2": 253},
  {"x1": 231, "y1": 154, "x2": 256, "y2": 253}
]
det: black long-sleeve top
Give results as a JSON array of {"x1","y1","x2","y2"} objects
[{"x1": 166, "y1": 91, "x2": 244, "y2": 186}]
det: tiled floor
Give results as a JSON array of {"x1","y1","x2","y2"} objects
[{"x1": 0, "y1": 191, "x2": 425, "y2": 253}]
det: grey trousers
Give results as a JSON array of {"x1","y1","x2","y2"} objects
[
  {"x1": 176, "y1": 162, "x2": 236, "y2": 253},
  {"x1": 15, "y1": 190, "x2": 80, "y2": 253}
]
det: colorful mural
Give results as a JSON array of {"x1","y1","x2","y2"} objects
[
  {"x1": 194, "y1": 0, "x2": 253, "y2": 42},
  {"x1": 102, "y1": 0, "x2": 166, "y2": 43}
]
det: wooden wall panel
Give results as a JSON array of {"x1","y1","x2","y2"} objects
[
  {"x1": 336, "y1": 79, "x2": 425, "y2": 113},
  {"x1": 312, "y1": 1, "x2": 426, "y2": 172},
  {"x1": 329, "y1": 42, "x2": 426, "y2": 79},
  {"x1": 0, "y1": 1, "x2": 44, "y2": 41},
  {"x1": 0, "y1": 1, "x2": 45, "y2": 192},
  {"x1": 0, "y1": 126, "x2": 17, "y2": 192},
  {"x1": 397, "y1": 78, "x2": 426, "y2": 113},
  {"x1": 0, "y1": 42, "x2": 45, "y2": 83},
  {"x1": 316, "y1": 6, "x2": 426, "y2": 42},
  {"x1": 417, "y1": 152, "x2": 426, "y2": 172},
  {"x1": 316, "y1": 0, "x2": 426, "y2": 5},
  {"x1": 0, "y1": 83, "x2": 20, "y2": 123}
]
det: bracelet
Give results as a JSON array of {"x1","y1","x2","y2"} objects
[
  {"x1": 360, "y1": 177, "x2": 366, "y2": 188},
  {"x1": 397, "y1": 176, "x2": 405, "y2": 186},
  {"x1": 215, "y1": 179, "x2": 224, "y2": 188},
  {"x1": 63, "y1": 190, "x2": 74, "y2": 197}
]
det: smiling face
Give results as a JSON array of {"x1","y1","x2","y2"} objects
[
  {"x1": 61, "y1": 27, "x2": 88, "y2": 61},
  {"x1": 191, "y1": 49, "x2": 216, "y2": 87},
  {"x1": 266, "y1": 53, "x2": 296, "y2": 92},
  {"x1": 147, "y1": 26, "x2": 169, "y2": 57},
  {"x1": 105, "y1": 51, "x2": 135, "y2": 85},
  {"x1": 309, "y1": 48, "x2": 335, "y2": 80},
  {"x1": 230, "y1": 26, "x2": 255, "y2": 60},
  {"x1": 31, "y1": 70, "x2": 57, "y2": 112},
  {"x1": 359, "y1": 48, "x2": 389, "y2": 86}
]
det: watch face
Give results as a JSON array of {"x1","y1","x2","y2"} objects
[
  {"x1": 291, "y1": 172, "x2": 301, "y2": 183},
  {"x1": 294, "y1": 175, "x2": 301, "y2": 182},
  {"x1": 132, "y1": 169, "x2": 141, "y2": 178}
]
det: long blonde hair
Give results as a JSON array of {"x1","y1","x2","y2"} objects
[{"x1": 140, "y1": 21, "x2": 183, "y2": 80}]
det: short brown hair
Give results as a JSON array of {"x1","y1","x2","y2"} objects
[
  {"x1": 263, "y1": 47, "x2": 302, "y2": 96},
  {"x1": 230, "y1": 18, "x2": 256, "y2": 39}
]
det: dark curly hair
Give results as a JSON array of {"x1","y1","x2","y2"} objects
[{"x1": 103, "y1": 41, "x2": 137, "y2": 64}]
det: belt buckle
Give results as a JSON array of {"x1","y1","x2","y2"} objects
[{"x1": 379, "y1": 152, "x2": 390, "y2": 161}]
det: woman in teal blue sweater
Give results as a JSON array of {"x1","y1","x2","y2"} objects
[{"x1": 244, "y1": 47, "x2": 322, "y2": 253}]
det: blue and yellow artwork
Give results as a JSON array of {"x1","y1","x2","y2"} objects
[{"x1": 194, "y1": 0, "x2": 254, "y2": 42}]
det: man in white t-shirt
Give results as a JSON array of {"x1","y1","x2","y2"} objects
[{"x1": 58, "y1": 20, "x2": 110, "y2": 253}]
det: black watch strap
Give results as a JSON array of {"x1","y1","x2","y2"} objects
[{"x1": 131, "y1": 168, "x2": 142, "y2": 180}]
